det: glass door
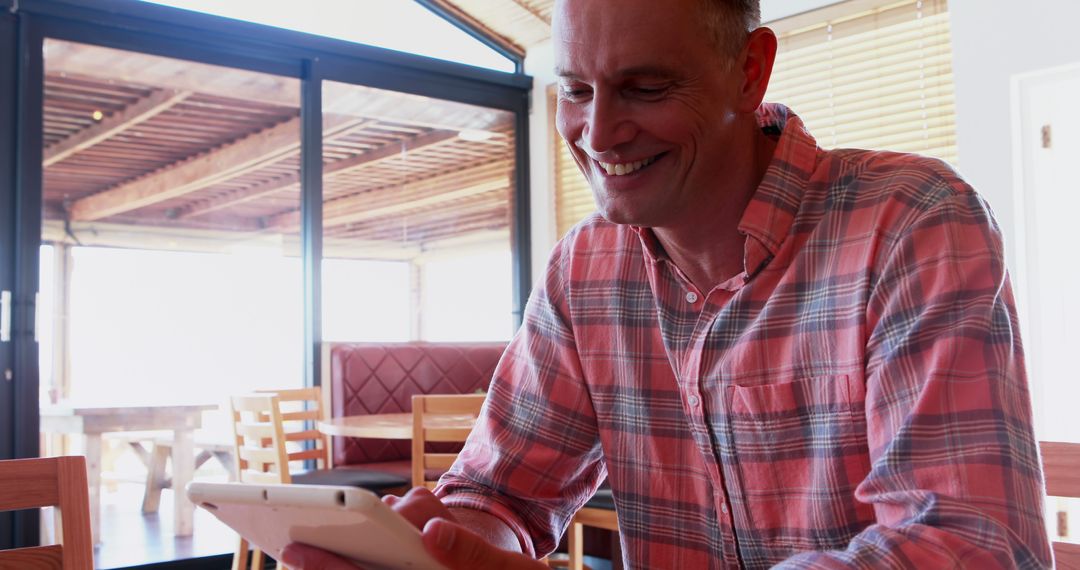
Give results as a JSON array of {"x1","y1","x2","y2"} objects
[
  {"x1": 37, "y1": 38, "x2": 305, "y2": 568},
  {"x1": 319, "y1": 80, "x2": 519, "y2": 345}
]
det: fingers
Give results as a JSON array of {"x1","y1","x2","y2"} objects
[
  {"x1": 421, "y1": 518, "x2": 548, "y2": 570},
  {"x1": 280, "y1": 543, "x2": 359, "y2": 570},
  {"x1": 390, "y1": 487, "x2": 456, "y2": 530}
]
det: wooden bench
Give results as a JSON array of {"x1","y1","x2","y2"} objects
[{"x1": 103, "y1": 431, "x2": 235, "y2": 513}]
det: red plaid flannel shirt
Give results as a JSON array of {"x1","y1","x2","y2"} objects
[{"x1": 437, "y1": 104, "x2": 1052, "y2": 569}]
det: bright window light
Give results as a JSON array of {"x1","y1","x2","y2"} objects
[{"x1": 139, "y1": 0, "x2": 516, "y2": 73}]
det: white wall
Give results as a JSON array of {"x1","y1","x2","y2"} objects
[{"x1": 950, "y1": 0, "x2": 1080, "y2": 273}]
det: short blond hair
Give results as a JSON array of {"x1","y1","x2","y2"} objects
[{"x1": 699, "y1": 0, "x2": 761, "y2": 59}]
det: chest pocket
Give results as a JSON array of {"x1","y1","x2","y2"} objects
[{"x1": 723, "y1": 374, "x2": 874, "y2": 551}]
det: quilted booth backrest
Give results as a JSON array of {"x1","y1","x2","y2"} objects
[{"x1": 329, "y1": 342, "x2": 507, "y2": 466}]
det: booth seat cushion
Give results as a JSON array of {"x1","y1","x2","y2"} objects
[
  {"x1": 350, "y1": 459, "x2": 445, "y2": 483},
  {"x1": 291, "y1": 467, "x2": 407, "y2": 493},
  {"x1": 330, "y1": 342, "x2": 507, "y2": 466}
]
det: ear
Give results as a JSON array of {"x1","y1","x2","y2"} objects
[{"x1": 737, "y1": 27, "x2": 778, "y2": 113}]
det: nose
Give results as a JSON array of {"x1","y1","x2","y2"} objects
[{"x1": 582, "y1": 93, "x2": 636, "y2": 154}]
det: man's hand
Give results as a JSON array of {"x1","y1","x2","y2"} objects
[{"x1": 279, "y1": 487, "x2": 548, "y2": 570}]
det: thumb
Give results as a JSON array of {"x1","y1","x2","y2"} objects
[{"x1": 421, "y1": 518, "x2": 546, "y2": 570}]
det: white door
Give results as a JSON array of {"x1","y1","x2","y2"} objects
[{"x1": 1015, "y1": 62, "x2": 1080, "y2": 542}]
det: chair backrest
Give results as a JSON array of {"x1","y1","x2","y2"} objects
[
  {"x1": 1040, "y1": 441, "x2": 1080, "y2": 568},
  {"x1": 231, "y1": 394, "x2": 291, "y2": 485},
  {"x1": 0, "y1": 455, "x2": 93, "y2": 570},
  {"x1": 231, "y1": 388, "x2": 330, "y2": 485},
  {"x1": 258, "y1": 387, "x2": 330, "y2": 469},
  {"x1": 411, "y1": 394, "x2": 485, "y2": 489}
]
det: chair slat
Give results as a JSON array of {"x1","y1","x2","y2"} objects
[
  {"x1": 238, "y1": 447, "x2": 278, "y2": 464},
  {"x1": 286, "y1": 449, "x2": 324, "y2": 462},
  {"x1": 283, "y1": 429, "x2": 322, "y2": 442},
  {"x1": 235, "y1": 423, "x2": 275, "y2": 439},
  {"x1": 424, "y1": 427, "x2": 474, "y2": 442},
  {"x1": 423, "y1": 454, "x2": 458, "y2": 471},
  {"x1": 420, "y1": 394, "x2": 486, "y2": 415},
  {"x1": 0, "y1": 544, "x2": 64, "y2": 568},
  {"x1": 0, "y1": 459, "x2": 59, "y2": 511},
  {"x1": 281, "y1": 410, "x2": 320, "y2": 422}
]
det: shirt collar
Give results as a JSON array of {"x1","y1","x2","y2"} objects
[
  {"x1": 737, "y1": 103, "x2": 819, "y2": 262},
  {"x1": 634, "y1": 103, "x2": 820, "y2": 278}
]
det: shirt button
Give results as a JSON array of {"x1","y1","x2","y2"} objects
[
  {"x1": 685, "y1": 291, "x2": 699, "y2": 303},
  {"x1": 688, "y1": 395, "x2": 699, "y2": 407},
  {"x1": 721, "y1": 503, "x2": 729, "y2": 514}
]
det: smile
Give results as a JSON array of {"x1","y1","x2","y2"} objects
[{"x1": 596, "y1": 155, "x2": 658, "y2": 176}]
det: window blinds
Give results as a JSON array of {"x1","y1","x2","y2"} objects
[
  {"x1": 550, "y1": 86, "x2": 595, "y2": 238},
  {"x1": 766, "y1": 0, "x2": 958, "y2": 165},
  {"x1": 551, "y1": 0, "x2": 958, "y2": 238}
]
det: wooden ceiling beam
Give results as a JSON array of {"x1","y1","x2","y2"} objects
[
  {"x1": 176, "y1": 128, "x2": 460, "y2": 219},
  {"x1": 423, "y1": 0, "x2": 527, "y2": 57},
  {"x1": 267, "y1": 160, "x2": 512, "y2": 231},
  {"x1": 68, "y1": 115, "x2": 366, "y2": 221},
  {"x1": 46, "y1": 42, "x2": 511, "y2": 131},
  {"x1": 44, "y1": 89, "x2": 193, "y2": 167}
]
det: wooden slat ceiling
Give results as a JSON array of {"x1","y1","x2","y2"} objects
[
  {"x1": 435, "y1": 0, "x2": 554, "y2": 53},
  {"x1": 42, "y1": 40, "x2": 516, "y2": 257}
]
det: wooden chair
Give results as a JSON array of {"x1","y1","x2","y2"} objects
[
  {"x1": 1041, "y1": 441, "x2": 1080, "y2": 569},
  {"x1": 0, "y1": 456, "x2": 93, "y2": 570},
  {"x1": 566, "y1": 488, "x2": 619, "y2": 570},
  {"x1": 410, "y1": 394, "x2": 486, "y2": 489},
  {"x1": 229, "y1": 389, "x2": 408, "y2": 570}
]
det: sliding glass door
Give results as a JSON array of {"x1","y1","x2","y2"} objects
[
  {"x1": 4, "y1": 2, "x2": 531, "y2": 566},
  {"x1": 35, "y1": 37, "x2": 307, "y2": 568},
  {"x1": 319, "y1": 79, "x2": 519, "y2": 345}
]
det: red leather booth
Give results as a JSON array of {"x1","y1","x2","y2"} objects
[{"x1": 325, "y1": 342, "x2": 507, "y2": 475}]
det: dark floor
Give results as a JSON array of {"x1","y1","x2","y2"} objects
[{"x1": 93, "y1": 481, "x2": 235, "y2": 569}]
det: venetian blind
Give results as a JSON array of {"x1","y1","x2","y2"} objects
[
  {"x1": 551, "y1": 0, "x2": 959, "y2": 238},
  {"x1": 766, "y1": 0, "x2": 958, "y2": 165},
  {"x1": 550, "y1": 86, "x2": 595, "y2": 237}
]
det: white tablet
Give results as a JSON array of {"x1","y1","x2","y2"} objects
[{"x1": 187, "y1": 482, "x2": 447, "y2": 570}]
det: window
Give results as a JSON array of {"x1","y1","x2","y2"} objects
[
  {"x1": 766, "y1": 0, "x2": 958, "y2": 165},
  {"x1": 550, "y1": 0, "x2": 959, "y2": 238},
  {"x1": 139, "y1": 0, "x2": 517, "y2": 72}
]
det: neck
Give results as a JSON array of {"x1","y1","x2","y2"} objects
[{"x1": 653, "y1": 122, "x2": 777, "y2": 292}]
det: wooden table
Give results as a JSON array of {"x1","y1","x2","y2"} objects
[
  {"x1": 40, "y1": 403, "x2": 217, "y2": 544},
  {"x1": 318, "y1": 412, "x2": 478, "y2": 440}
]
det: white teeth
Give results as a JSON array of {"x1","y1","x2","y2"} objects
[{"x1": 598, "y1": 156, "x2": 656, "y2": 177}]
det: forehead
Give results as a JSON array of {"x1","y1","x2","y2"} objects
[{"x1": 553, "y1": 0, "x2": 711, "y2": 73}]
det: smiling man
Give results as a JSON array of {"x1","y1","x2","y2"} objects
[{"x1": 283, "y1": 0, "x2": 1052, "y2": 568}]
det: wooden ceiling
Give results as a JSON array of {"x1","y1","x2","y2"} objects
[
  {"x1": 434, "y1": 0, "x2": 554, "y2": 54},
  {"x1": 43, "y1": 40, "x2": 516, "y2": 258}
]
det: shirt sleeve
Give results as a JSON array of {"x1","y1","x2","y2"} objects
[
  {"x1": 435, "y1": 234, "x2": 607, "y2": 558},
  {"x1": 777, "y1": 189, "x2": 1053, "y2": 569}
]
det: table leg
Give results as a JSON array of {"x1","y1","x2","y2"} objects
[
  {"x1": 83, "y1": 432, "x2": 102, "y2": 546},
  {"x1": 171, "y1": 428, "x2": 195, "y2": 536}
]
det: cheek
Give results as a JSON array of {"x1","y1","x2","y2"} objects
[{"x1": 555, "y1": 103, "x2": 583, "y2": 143}]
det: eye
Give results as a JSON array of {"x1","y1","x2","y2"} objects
[
  {"x1": 558, "y1": 82, "x2": 592, "y2": 102},
  {"x1": 626, "y1": 85, "x2": 668, "y2": 99}
]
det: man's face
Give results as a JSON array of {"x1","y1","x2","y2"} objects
[{"x1": 554, "y1": 0, "x2": 747, "y2": 228}]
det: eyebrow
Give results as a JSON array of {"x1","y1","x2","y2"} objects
[{"x1": 554, "y1": 66, "x2": 681, "y2": 81}]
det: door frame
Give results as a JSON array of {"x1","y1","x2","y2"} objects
[{"x1": 1010, "y1": 61, "x2": 1080, "y2": 439}]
